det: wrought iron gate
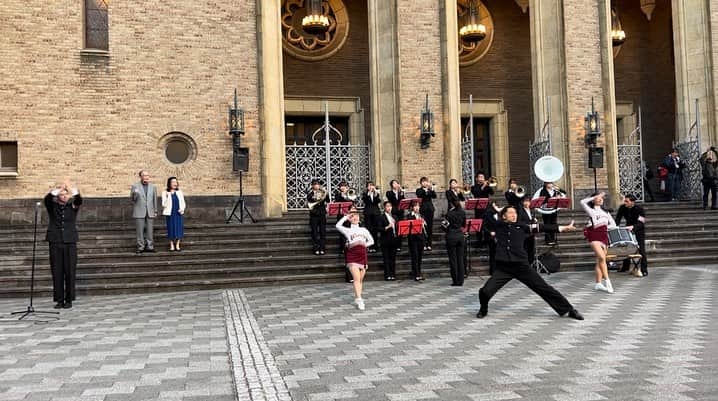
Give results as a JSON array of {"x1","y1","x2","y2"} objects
[
  {"x1": 529, "y1": 97, "x2": 553, "y2": 194},
  {"x1": 674, "y1": 99, "x2": 703, "y2": 200},
  {"x1": 617, "y1": 107, "x2": 644, "y2": 202},
  {"x1": 285, "y1": 101, "x2": 371, "y2": 210},
  {"x1": 461, "y1": 95, "x2": 475, "y2": 184}
]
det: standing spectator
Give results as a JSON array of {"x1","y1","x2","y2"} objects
[
  {"x1": 45, "y1": 180, "x2": 82, "y2": 309},
  {"x1": 131, "y1": 170, "x2": 158, "y2": 254},
  {"x1": 162, "y1": 177, "x2": 186, "y2": 251},
  {"x1": 700, "y1": 146, "x2": 718, "y2": 210},
  {"x1": 662, "y1": 148, "x2": 686, "y2": 201}
]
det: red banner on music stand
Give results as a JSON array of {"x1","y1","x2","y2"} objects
[
  {"x1": 399, "y1": 198, "x2": 421, "y2": 211},
  {"x1": 465, "y1": 198, "x2": 489, "y2": 211},
  {"x1": 463, "y1": 218, "x2": 483, "y2": 234},
  {"x1": 529, "y1": 197, "x2": 546, "y2": 209},
  {"x1": 397, "y1": 219, "x2": 424, "y2": 236},
  {"x1": 547, "y1": 197, "x2": 571, "y2": 209},
  {"x1": 328, "y1": 202, "x2": 353, "y2": 216}
]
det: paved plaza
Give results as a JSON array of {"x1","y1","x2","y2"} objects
[{"x1": 1, "y1": 266, "x2": 717, "y2": 401}]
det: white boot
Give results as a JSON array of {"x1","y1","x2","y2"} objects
[
  {"x1": 604, "y1": 279, "x2": 614, "y2": 293},
  {"x1": 355, "y1": 298, "x2": 365, "y2": 310}
]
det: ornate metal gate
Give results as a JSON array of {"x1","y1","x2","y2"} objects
[
  {"x1": 674, "y1": 99, "x2": 703, "y2": 200},
  {"x1": 529, "y1": 97, "x2": 553, "y2": 194},
  {"x1": 285, "y1": 101, "x2": 371, "y2": 210},
  {"x1": 617, "y1": 107, "x2": 644, "y2": 201},
  {"x1": 461, "y1": 95, "x2": 475, "y2": 184}
]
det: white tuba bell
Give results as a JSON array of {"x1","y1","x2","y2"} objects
[{"x1": 534, "y1": 156, "x2": 564, "y2": 183}]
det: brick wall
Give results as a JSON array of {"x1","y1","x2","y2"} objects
[
  {"x1": 282, "y1": 0, "x2": 371, "y2": 141},
  {"x1": 395, "y1": 0, "x2": 446, "y2": 191},
  {"x1": 459, "y1": 0, "x2": 533, "y2": 185},
  {"x1": 613, "y1": 0, "x2": 676, "y2": 170},
  {"x1": 0, "y1": 0, "x2": 260, "y2": 199}
]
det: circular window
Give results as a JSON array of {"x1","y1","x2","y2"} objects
[{"x1": 160, "y1": 132, "x2": 197, "y2": 165}]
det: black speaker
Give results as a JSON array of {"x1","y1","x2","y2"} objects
[
  {"x1": 588, "y1": 147, "x2": 604, "y2": 169},
  {"x1": 233, "y1": 147, "x2": 249, "y2": 172},
  {"x1": 539, "y1": 252, "x2": 561, "y2": 273}
]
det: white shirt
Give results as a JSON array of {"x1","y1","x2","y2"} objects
[
  {"x1": 336, "y1": 216, "x2": 375, "y2": 248},
  {"x1": 580, "y1": 195, "x2": 617, "y2": 229}
]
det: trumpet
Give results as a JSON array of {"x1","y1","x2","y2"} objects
[
  {"x1": 307, "y1": 187, "x2": 327, "y2": 210},
  {"x1": 347, "y1": 188, "x2": 358, "y2": 201},
  {"x1": 487, "y1": 176, "x2": 498, "y2": 187}
]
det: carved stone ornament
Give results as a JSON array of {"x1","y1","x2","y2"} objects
[{"x1": 281, "y1": 0, "x2": 350, "y2": 62}]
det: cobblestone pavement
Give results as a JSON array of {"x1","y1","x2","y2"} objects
[{"x1": 1, "y1": 266, "x2": 717, "y2": 401}]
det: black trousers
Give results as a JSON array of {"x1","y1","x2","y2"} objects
[
  {"x1": 479, "y1": 262, "x2": 573, "y2": 316},
  {"x1": 422, "y1": 209, "x2": 435, "y2": 247},
  {"x1": 622, "y1": 230, "x2": 648, "y2": 274},
  {"x1": 381, "y1": 241, "x2": 397, "y2": 279},
  {"x1": 309, "y1": 214, "x2": 326, "y2": 252},
  {"x1": 542, "y1": 213, "x2": 557, "y2": 243},
  {"x1": 703, "y1": 181, "x2": 717, "y2": 208},
  {"x1": 364, "y1": 213, "x2": 380, "y2": 250},
  {"x1": 392, "y1": 211, "x2": 403, "y2": 250},
  {"x1": 524, "y1": 235, "x2": 536, "y2": 265},
  {"x1": 446, "y1": 232, "x2": 465, "y2": 285},
  {"x1": 487, "y1": 238, "x2": 497, "y2": 275},
  {"x1": 408, "y1": 235, "x2": 425, "y2": 278},
  {"x1": 49, "y1": 242, "x2": 77, "y2": 303}
]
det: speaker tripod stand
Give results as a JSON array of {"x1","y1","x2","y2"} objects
[{"x1": 226, "y1": 171, "x2": 256, "y2": 224}]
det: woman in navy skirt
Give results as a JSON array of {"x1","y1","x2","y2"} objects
[{"x1": 162, "y1": 177, "x2": 186, "y2": 251}]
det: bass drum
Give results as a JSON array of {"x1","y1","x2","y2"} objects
[{"x1": 607, "y1": 228, "x2": 638, "y2": 257}]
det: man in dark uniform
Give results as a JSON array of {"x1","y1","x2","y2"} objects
[
  {"x1": 471, "y1": 173, "x2": 494, "y2": 202},
  {"x1": 385, "y1": 180, "x2": 405, "y2": 252},
  {"x1": 477, "y1": 205, "x2": 584, "y2": 320},
  {"x1": 615, "y1": 194, "x2": 648, "y2": 276},
  {"x1": 45, "y1": 181, "x2": 83, "y2": 309},
  {"x1": 415, "y1": 177, "x2": 437, "y2": 250},
  {"x1": 307, "y1": 179, "x2": 330, "y2": 255},
  {"x1": 361, "y1": 181, "x2": 382, "y2": 253},
  {"x1": 378, "y1": 201, "x2": 399, "y2": 280}
]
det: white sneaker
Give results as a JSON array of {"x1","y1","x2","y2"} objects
[
  {"x1": 604, "y1": 279, "x2": 614, "y2": 293},
  {"x1": 355, "y1": 298, "x2": 365, "y2": 310},
  {"x1": 594, "y1": 282, "x2": 608, "y2": 292}
]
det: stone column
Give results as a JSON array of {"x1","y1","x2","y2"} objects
[
  {"x1": 441, "y1": 0, "x2": 462, "y2": 183},
  {"x1": 258, "y1": 0, "x2": 286, "y2": 218},
  {"x1": 598, "y1": 0, "x2": 621, "y2": 206},
  {"x1": 674, "y1": 0, "x2": 716, "y2": 147},
  {"x1": 368, "y1": 0, "x2": 401, "y2": 189}
]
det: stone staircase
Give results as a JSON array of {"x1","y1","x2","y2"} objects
[{"x1": 0, "y1": 201, "x2": 715, "y2": 298}]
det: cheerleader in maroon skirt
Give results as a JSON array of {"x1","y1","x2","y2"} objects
[
  {"x1": 580, "y1": 192, "x2": 617, "y2": 293},
  {"x1": 336, "y1": 212, "x2": 375, "y2": 310}
]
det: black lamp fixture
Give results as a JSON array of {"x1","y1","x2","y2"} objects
[
  {"x1": 302, "y1": 0, "x2": 330, "y2": 34},
  {"x1": 420, "y1": 94, "x2": 434, "y2": 149},
  {"x1": 611, "y1": 8, "x2": 626, "y2": 47},
  {"x1": 584, "y1": 97, "x2": 600, "y2": 147},
  {"x1": 228, "y1": 88, "x2": 248, "y2": 173},
  {"x1": 460, "y1": 0, "x2": 487, "y2": 43}
]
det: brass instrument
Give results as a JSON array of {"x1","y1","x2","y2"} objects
[
  {"x1": 514, "y1": 186, "x2": 526, "y2": 198},
  {"x1": 462, "y1": 183, "x2": 473, "y2": 198},
  {"x1": 307, "y1": 187, "x2": 327, "y2": 210},
  {"x1": 347, "y1": 188, "x2": 358, "y2": 201},
  {"x1": 487, "y1": 176, "x2": 498, "y2": 187}
]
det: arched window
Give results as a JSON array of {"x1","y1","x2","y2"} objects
[{"x1": 84, "y1": 0, "x2": 108, "y2": 51}]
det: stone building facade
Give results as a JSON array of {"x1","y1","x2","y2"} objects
[{"x1": 1, "y1": 0, "x2": 717, "y2": 222}]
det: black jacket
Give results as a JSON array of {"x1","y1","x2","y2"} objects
[
  {"x1": 471, "y1": 183, "x2": 494, "y2": 199},
  {"x1": 361, "y1": 190, "x2": 382, "y2": 216},
  {"x1": 615, "y1": 205, "x2": 645, "y2": 234},
  {"x1": 445, "y1": 189, "x2": 465, "y2": 209},
  {"x1": 517, "y1": 207, "x2": 536, "y2": 225},
  {"x1": 415, "y1": 187, "x2": 437, "y2": 213},
  {"x1": 378, "y1": 212, "x2": 398, "y2": 243},
  {"x1": 44, "y1": 192, "x2": 82, "y2": 243},
  {"x1": 386, "y1": 190, "x2": 405, "y2": 217},
  {"x1": 307, "y1": 190, "x2": 330, "y2": 216},
  {"x1": 505, "y1": 191, "x2": 522, "y2": 208},
  {"x1": 445, "y1": 207, "x2": 466, "y2": 238},
  {"x1": 493, "y1": 221, "x2": 558, "y2": 266}
]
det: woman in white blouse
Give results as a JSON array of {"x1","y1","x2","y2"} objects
[
  {"x1": 580, "y1": 192, "x2": 617, "y2": 293},
  {"x1": 336, "y1": 213, "x2": 375, "y2": 310}
]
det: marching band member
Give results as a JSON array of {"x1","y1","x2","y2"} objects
[
  {"x1": 386, "y1": 180, "x2": 405, "y2": 252},
  {"x1": 471, "y1": 172, "x2": 494, "y2": 200},
  {"x1": 445, "y1": 198, "x2": 466, "y2": 286},
  {"x1": 378, "y1": 201, "x2": 399, "y2": 280},
  {"x1": 407, "y1": 201, "x2": 426, "y2": 281},
  {"x1": 307, "y1": 179, "x2": 330, "y2": 255},
  {"x1": 505, "y1": 179, "x2": 522, "y2": 209},
  {"x1": 533, "y1": 181, "x2": 564, "y2": 245},
  {"x1": 615, "y1": 194, "x2": 648, "y2": 277},
  {"x1": 336, "y1": 212, "x2": 374, "y2": 311},
  {"x1": 415, "y1": 177, "x2": 437, "y2": 251},
  {"x1": 445, "y1": 179, "x2": 465, "y2": 210},
  {"x1": 361, "y1": 181, "x2": 382, "y2": 253},
  {"x1": 334, "y1": 181, "x2": 351, "y2": 252},
  {"x1": 581, "y1": 192, "x2": 618, "y2": 293},
  {"x1": 517, "y1": 195, "x2": 537, "y2": 265},
  {"x1": 477, "y1": 205, "x2": 583, "y2": 320}
]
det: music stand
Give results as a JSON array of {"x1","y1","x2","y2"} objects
[
  {"x1": 465, "y1": 198, "x2": 489, "y2": 212},
  {"x1": 462, "y1": 219, "x2": 483, "y2": 278},
  {"x1": 397, "y1": 219, "x2": 424, "y2": 237},
  {"x1": 547, "y1": 197, "x2": 571, "y2": 210},
  {"x1": 529, "y1": 197, "x2": 545, "y2": 209},
  {"x1": 328, "y1": 202, "x2": 353, "y2": 216}
]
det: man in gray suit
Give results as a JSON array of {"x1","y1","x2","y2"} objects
[{"x1": 131, "y1": 170, "x2": 158, "y2": 254}]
